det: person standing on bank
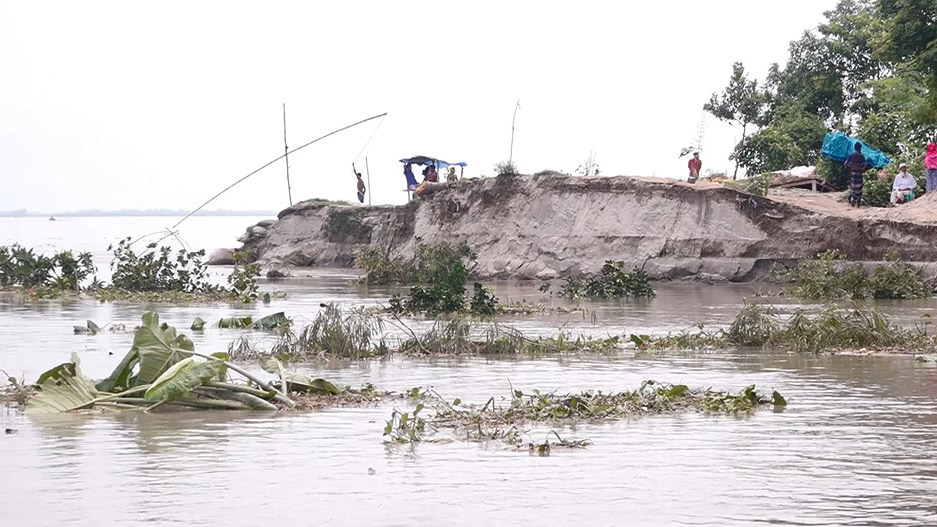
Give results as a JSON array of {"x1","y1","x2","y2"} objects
[
  {"x1": 845, "y1": 142, "x2": 869, "y2": 207},
  {"x1": 924, "y1": 140, "x2": 937, "y2": 193},
  {"x1": 687, "y1": 152, "x2": 702, "y2": 184},
  {"x1": 352, "y1": 163, "x2": 366, "y2": 203}
]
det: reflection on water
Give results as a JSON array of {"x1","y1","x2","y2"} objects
[{"x1": 3, "y1": 220, "x2": 937, "y2": 525}]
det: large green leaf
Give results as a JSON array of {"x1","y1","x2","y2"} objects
[
  {"x1": 258, "y1": 353, "x2": 290, "y2": 395},
  {"x1": 134, "y1": 312, "x2": 195, "y2": 384},
  {"x1": 257, "y1": 354, "x2": 338, "y2": 395},
  {"x1": 285, "y1": 374, "x2": 341, "y2": 395},
  {"x1": 96, "y1": 348, "x2": 140, "y2": 392},
  {"x1": 144, "y1": 357, "x2": 223, "y2": 401},
  {"x1": 218, "y1": 316, "x2": 253, "y2": 329},
  {"x1": 26, "y1": 353, "x2": 99, "y2": 415},
  {"x1": 253, "y1": 312, "x2": 291, "y2": 331}
]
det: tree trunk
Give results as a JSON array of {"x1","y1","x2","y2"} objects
[{"x1": 733, "y1": 122, "x2": 748, "y2": 180}]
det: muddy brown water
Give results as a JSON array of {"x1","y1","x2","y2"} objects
[{"x1": 2, "y1": 218, "x2": 937, "y2": 525}]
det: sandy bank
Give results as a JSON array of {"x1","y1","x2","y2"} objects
[{"x1": 234, "y1": 174, "x2": 937, "y2": 282}]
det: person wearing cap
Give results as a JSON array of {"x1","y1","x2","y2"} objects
[
  {"x1": 687, "y1": 152, "x2": 702, "y2": 184},
  {"x1": 890, "y1": 163, "x2": 917, "y2": 206}
]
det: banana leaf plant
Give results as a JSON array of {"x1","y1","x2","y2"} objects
[{"x1": 24, "y1": 312, "x2": 303, "y2": 415}]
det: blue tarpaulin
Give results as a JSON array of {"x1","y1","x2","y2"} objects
[
  {"x1": 821, "y1": 131, "x2": 890, "y2": 169},
  {"x1": 399, "y1": 156, "x2": 467, "y2": 170}
]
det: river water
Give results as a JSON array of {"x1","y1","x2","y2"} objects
[{"x1": 2, "y1": 217, "x2": 937, "y2": 526}]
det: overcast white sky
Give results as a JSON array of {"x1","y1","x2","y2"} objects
[{"x1": 0, "y1": 0, "x2": 839, "y2": 213}]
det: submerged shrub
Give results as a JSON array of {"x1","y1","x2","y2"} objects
[
  {"x1": 0, "y1": 245, "x2": 95, "y2": 292},
  {"x1": 109, "y1": 237, "x2": 216, "y2": 294},
  {"x1": 869, "y1": 251, "x2": 932, "y2": 300},
  {"x1": 106, "y1": 237, "x2": 261, "y2": 302},
  {"x1": 355, "y1": 248, "x2": 416, "y2": 285},
  {"x1": 469, "y1": 282, "x2": 499, "y2": 315},
  {"x1": 386, "y1": 242, "x2": 500, "y2": 315},
  {"x1": 778, "y1": 250, "x2": 930, "y2": 300},
  {"x1": 726, "y1": 304, "x2": 780, "y2": 346},
  {"x1": 559, "y1": 260, "x2": 656, "y2": 300}
]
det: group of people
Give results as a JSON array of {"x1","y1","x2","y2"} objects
[
  {"x1": 403, "y1": 162, "x2": 459, "y2": 192},
  {"x1": 403, "y1": 162, "x2": 438, "y2": 190},
  {"x1": 847, "y1": 140, "x2": 937, "y2": 207},
  {"x1": 685, "y1": 140, "x2": 937, "y2": 207}
]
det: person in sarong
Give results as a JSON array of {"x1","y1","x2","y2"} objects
[
  {"x1": 924, "y1": 141, "x2": 937, "y2": 193},
  {"x1": 845, "y1": 143, "x2": 869, "y2": 207}
]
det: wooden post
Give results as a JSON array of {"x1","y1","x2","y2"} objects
[
  {"x1": 283, "y1": 103, "x2": 293, "y2": 206},
  {"x1": 365, "y1": 156, "x2": 372, "y2": 206},
  {"x1": 509, "y1": 99, "x2": 520, "y2": 164}
]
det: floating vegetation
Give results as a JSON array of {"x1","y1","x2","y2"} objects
[
  {"x1": 635, "y1": 303, "x2": 934, "y2": 354},
  {"x1": 384, "y1": 381, "x2": 786, "y2": 450},
  {"x1": 776, "y1": 250, "x2": 931, "y2": 300},
  {"x1": 12, "y1": 312, "x2": 382, "y2": 415},
  {"x1": 217, "y1": 312, "x2": 291, "y2": 331},
  {"x1": 73, "y1": 320, "x2": 127, "y2": 335},
  {"x1": 559, "y1": 260, "x2": 656, "y2": 300},
  {"x1": 226, "y1": 303, "x2": 387, "y2": 361},
  {"x1": 223, "y1": 306, "x2": 622, "y2": 360},
  {"x1": 396, "y1": 316, "x2": 623, "y2": 356}
]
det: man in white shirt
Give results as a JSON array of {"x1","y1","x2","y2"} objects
[{"x1": 890, "y1": 163, "x2": 917, "y2": 206}]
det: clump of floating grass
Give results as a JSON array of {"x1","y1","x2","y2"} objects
[
  {"x1": 634, "y1": 303, "x2": 934, "y2": 354},
  {"x1": 384, "y1": 381, "x2": 786, "y2": 451}
]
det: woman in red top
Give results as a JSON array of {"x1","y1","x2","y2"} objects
[{"x1": 687, "y1": 152, "x2": 702, "y2": 183}]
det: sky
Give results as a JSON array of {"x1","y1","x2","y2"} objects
[{"x1": 0, "y1": 0, "x2": 840, "y2": 213}]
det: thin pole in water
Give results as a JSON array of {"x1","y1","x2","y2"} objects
[
  {"x1": 365, "y1": 156, "x2": 371, "y2": 206},
  {"x1": 172, "y1": 111, "x2": 388, "y2": 229},
  {"x1": 509, "y1": 99, "x2": 521, "y2": 164},
  {"x1": 283, "y1": 103, "x2": 293, "y2": 207}
]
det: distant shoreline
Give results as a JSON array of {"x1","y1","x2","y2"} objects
[{"x1": 0, "y1": 210, "x2": 277, "y2": 218}]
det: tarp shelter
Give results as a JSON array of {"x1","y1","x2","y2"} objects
[
  {"x1": 821, "y1": 131, "x2": 891, "y2": 169},
  {"x1": 399, "y1": 156, "x2": 467, "y2": 170}
]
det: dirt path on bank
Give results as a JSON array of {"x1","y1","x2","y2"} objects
[{"x1": 633, "y1": 176, "x2": 937, "y2": 225}]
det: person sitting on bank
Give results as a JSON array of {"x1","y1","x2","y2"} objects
[
  {"x1": 404, "y1": 163, "x2": 418, "y2": 190},
  {"x1": 890, "y1": 163, "x2": 917, "y2": 206},
  {"x1": 423, "y1": 164, "x2": 438, "y2": 183}
]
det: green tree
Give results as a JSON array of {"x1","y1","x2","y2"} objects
[
  {"x1": 733, "y1": 101, "x2": 826, "y2": 173},
  {"x1": 877, "y1": 0, "x2": 937, "y2": 114},
  {"x1": 704, "y1": 62, "x2": 767, "y2": 179}
]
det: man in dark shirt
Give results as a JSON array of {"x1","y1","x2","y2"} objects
[{"x1": 845, "y1": 143, "x2": 869, "y2": 207}]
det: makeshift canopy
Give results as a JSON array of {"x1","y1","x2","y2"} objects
[
  {"x1": 399, "y1": 156, "x2": 467, "y2": 169},
  {"x1": 821, "y1": 131, "x2": 891, "y2": 169}
]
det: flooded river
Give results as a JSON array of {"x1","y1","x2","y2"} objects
[{"x1": 2, "y1": 217, "x2": 937, "y2": 525}]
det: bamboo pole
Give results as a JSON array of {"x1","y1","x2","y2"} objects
[
  {"x1": 283, "y1": 103, "x2": 293, "y2": 206},
  {"x1": 365, "y1": 156, "x2": 371, "y2": 206}
]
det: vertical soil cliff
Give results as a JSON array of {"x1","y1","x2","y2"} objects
[{"x1": 236, "y1": 174, "x2": 937, "y2": 281}]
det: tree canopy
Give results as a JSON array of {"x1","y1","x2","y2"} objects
[{"x1": 704, "y1": 0, "x2": 936, "y2": 178}]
